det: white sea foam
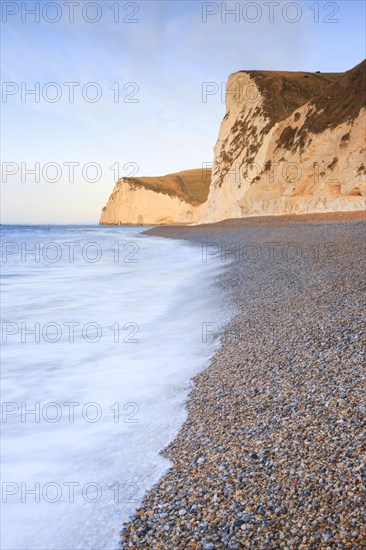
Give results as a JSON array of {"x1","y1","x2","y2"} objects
[{"x1": 1, "y1": 225, "x2": 230, "y2": 550}]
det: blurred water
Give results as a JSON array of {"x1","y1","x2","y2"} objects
[{"x1": 0, "y1": 225, "x2": 229, "y2": 550}]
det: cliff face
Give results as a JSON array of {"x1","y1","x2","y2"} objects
[
  {"x1": 100, "y1": 168, "x2": 211, "y2": 225},
  {"x1": 100, "y1": 61, "x2": 365, "y2": 226},
  {"x1": 200, "y1": 61, "x2": 366, "y2": 222}
]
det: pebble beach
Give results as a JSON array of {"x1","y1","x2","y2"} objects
[{"x1": 121, "y1": 213, "x2": 366, "y2": 549}]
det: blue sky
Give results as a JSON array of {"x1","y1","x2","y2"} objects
[{"x1": 1, "y1": 0, "x2": 365, "y2": 223}]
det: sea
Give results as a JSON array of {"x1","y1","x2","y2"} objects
[{"x1": 0, "y1": 225, "x2": 230, "y2": 550}]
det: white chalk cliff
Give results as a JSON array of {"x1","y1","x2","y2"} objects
[
  {"x1": 100, "y1": 169, "x2": 210, "y2": 225},
  {"x1": 200, "y1": 60, "x2": 366, "y2": 222},
  {"x1": 100, "y1": 60, "x2": 366, "y2": 225}
]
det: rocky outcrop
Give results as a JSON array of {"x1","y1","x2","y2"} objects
[
  {"x1": 100, "y1": 60, "x2": 365, "y2": 225},
  {"x1": 100, "y1": 168, "x2": 211, "y2": 225},
  {"x1": 200, "y1": 60, "x2": 366, "y2": 222}
]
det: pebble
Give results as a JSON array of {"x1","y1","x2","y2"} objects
[{"x1": 120, "y1": 220, "x2": 366, "y2": 549}]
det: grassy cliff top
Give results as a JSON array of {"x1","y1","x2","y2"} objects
[
  {"x1": 243, "y1": 69, "x2": 343, "y2": 125},
  {"x1": 300, "y1": 59, "x2": 366, "y2": 133},
  {"x1": 122, "y1": 168, "x2": 211, "y2": 206},
  {"x1": 274, "y1": 59, "x2": 366, "y2": 152}
]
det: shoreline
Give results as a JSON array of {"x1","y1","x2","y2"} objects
[
  {"x1": 98, "y1": 210, "x2": 366, "y2": 230},
  {"x1": 143, "y1": 210, "x2": 366, "y2": 238},
  {"x1": 121, "y1": 216, "x2": 365, "y2": 549}
]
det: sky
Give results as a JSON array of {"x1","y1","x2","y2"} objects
[{"x1": 1, "y1": 0, "x2": 365, "y2": 223}]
